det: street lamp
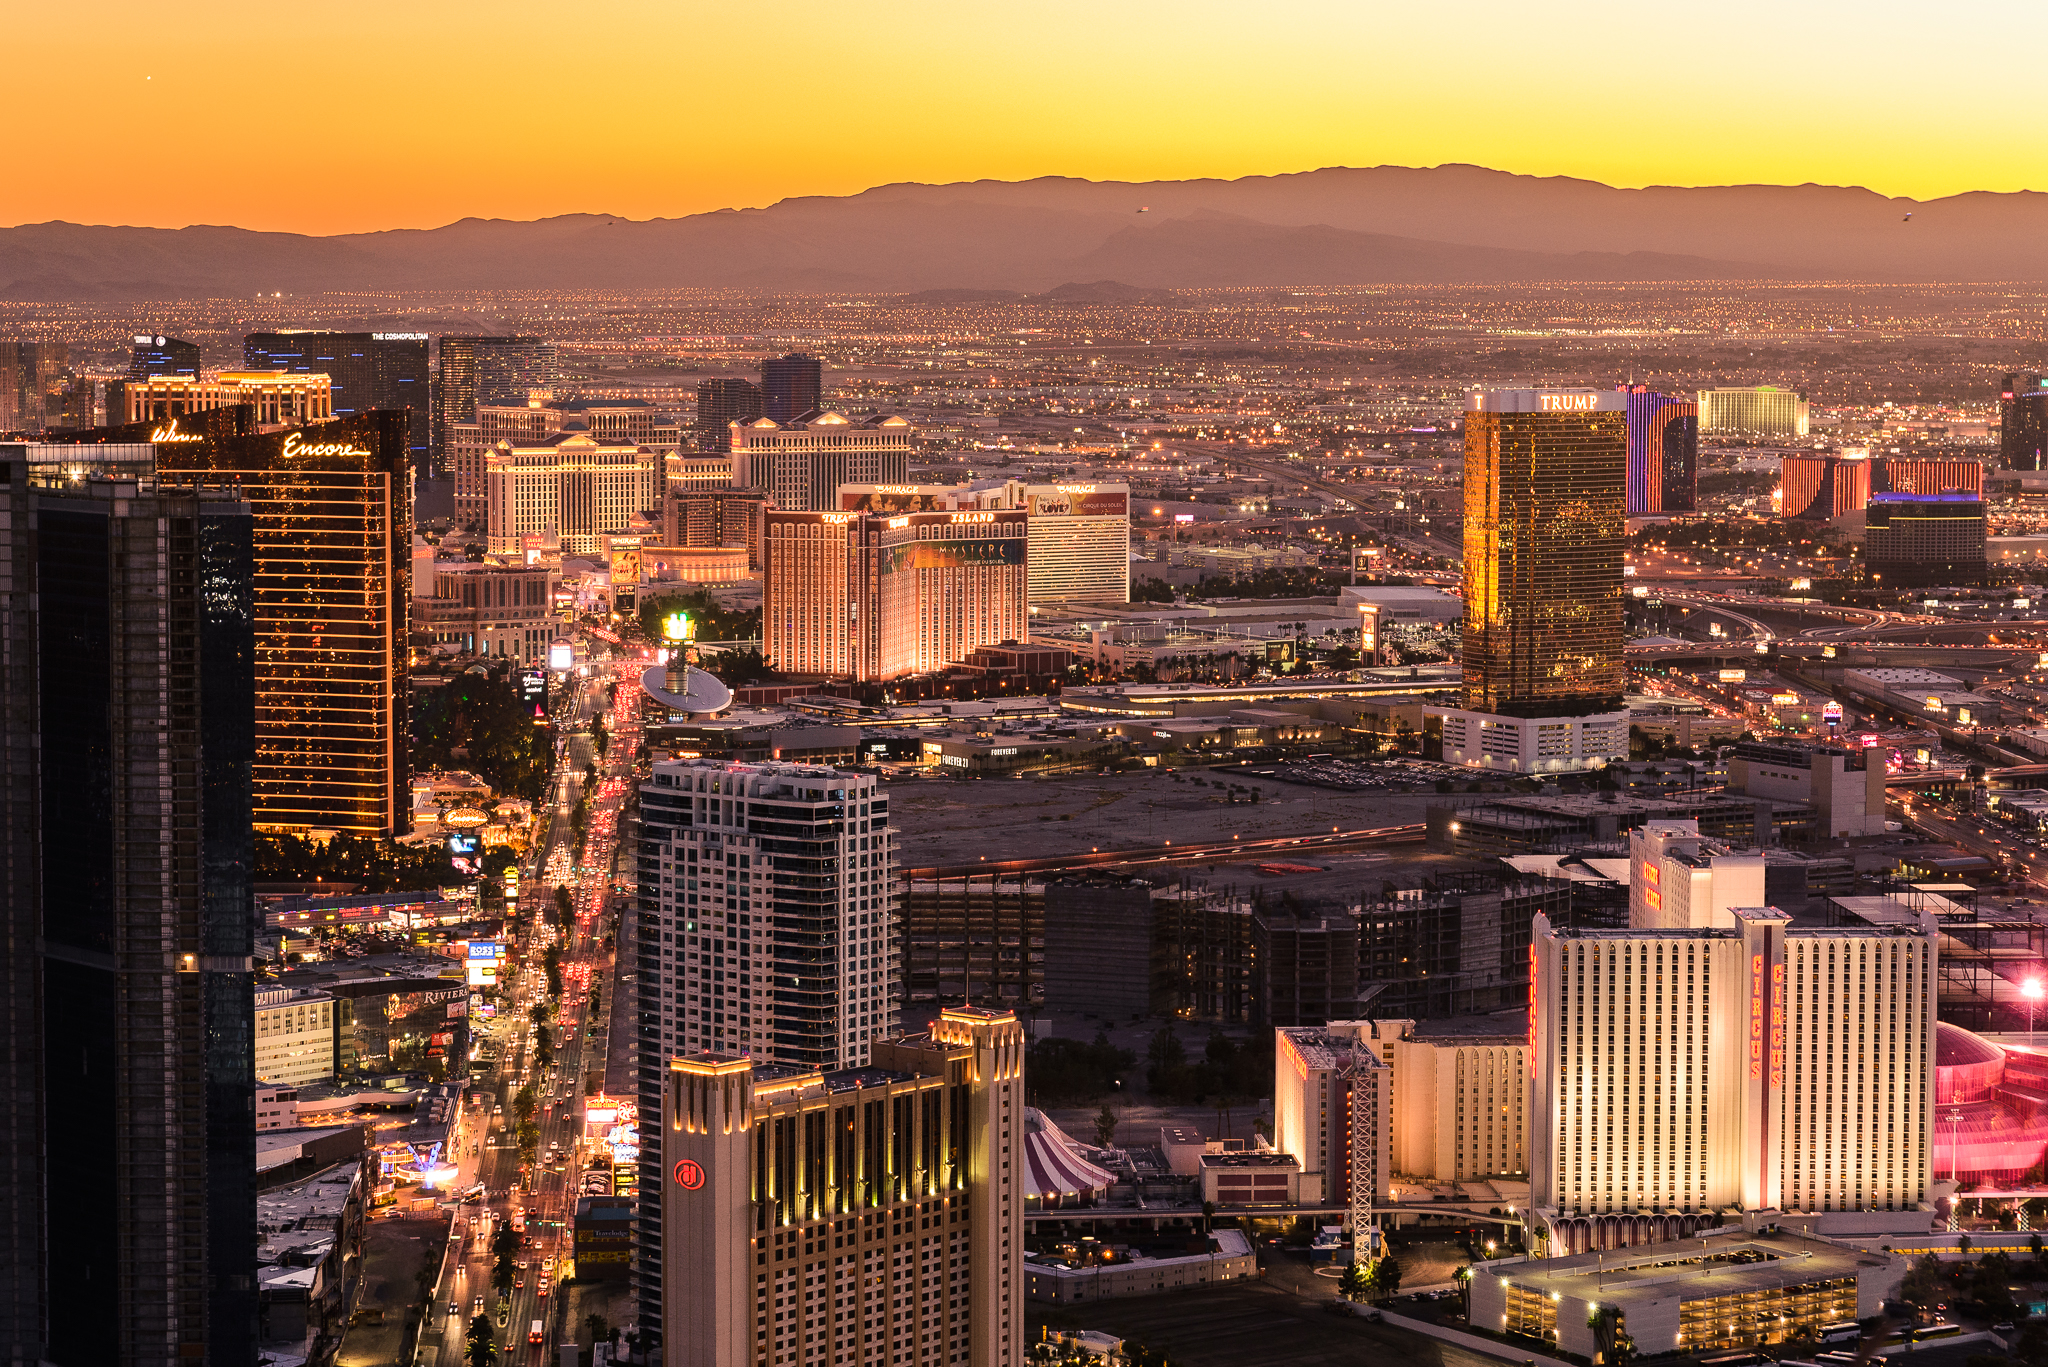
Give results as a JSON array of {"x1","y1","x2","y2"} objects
[{"x1": 2025, "y1": 977, "x2": 2044, "y2": 1036}]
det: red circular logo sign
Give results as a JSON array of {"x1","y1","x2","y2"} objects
[{"x1": 673, "y1": 1159, "x2": 705, "y2": 1190}]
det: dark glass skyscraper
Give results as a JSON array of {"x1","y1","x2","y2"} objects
[
  {"x1": 434, "y1": 336, "x2": 559, "y2": 468},
  {"x1": 244, "y1": 331, "x2": 432, "y2": 476},
  {"x1": 128, "y1": 332, "x2": 202, "y2": 379},
  {"x1": 2002, "y1": 372, "x2": 2048, "y2": 471},
  {"x1": 1462, "y1": 389, "x2": 1627, "y2": 718},
  {"x1": 0, "y1": 445, "x2": 256, "y2": 1367},
  {"x1": 695, "y1": 376, "x2": 763, "y2": 450},
  {"x1": 55, "y1": 407, "x2": 414, "y2": 834},
  {"x1": 0, "y1": 341, "x2": 67, "y2": 433},
  {"x1": 760, "y1": 352, "x2": 822, "y2": 423}
]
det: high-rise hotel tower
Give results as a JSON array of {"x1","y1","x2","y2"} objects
[
  {"x1": 656, "y1": 1009, "x2": 1026, "y2": 1367},
  {"x1": 1444, "y1": 389, "x2": 1628, "y2": 772},
  {"x1": 633, "y1": 758, "x2": 900, "y2": 1344},
  {"x1": 1528, "y1": 907, "x2": 1936, "y2": 1253}
]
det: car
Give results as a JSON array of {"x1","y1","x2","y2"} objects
[
  {"x1": 473, "y1": 1295, "x2": 485, "y2": 1314},
  {"x1": 1996, "y1": 1323, "x2": 2016, "y2": 1333}
]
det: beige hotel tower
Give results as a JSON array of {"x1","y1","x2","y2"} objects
[{"x1": 661, "y1": 1007, "x2": 1027, "y2": 1367}]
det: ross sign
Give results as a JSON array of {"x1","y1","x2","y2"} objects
[
  {"x1": 673, "y1": 1159, "x2": 705, "y2": 1190},
  {"x1": 466, "y1": 940, "x2": 505, "y2": 987},
  {"x1": 1822, "y1": 702, "x2": 1843, "y2": 722}
]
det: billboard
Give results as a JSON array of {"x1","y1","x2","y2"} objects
[
  {"x1": 883, "y1": 536, "x2": 1025, "y2": 572},
  {"x1": 1025, "y1": 486, "x2": 1128, "y2": 518},
  {"x1": 548, "y1": 641, "x2": 575, "y2": 671},
  {"x1": 841, "y1": 489, "x2": 946, "y2": 513},
  {"x1": 466, "y1": 940, "x2": 505, "y2": 987},
  {"x1": 1717, "y1": 669, "x2": 1747, "y2": 683},
  {"x1": 610, "y1": 548, "x2": 641, "y2": 586},
  {"x1": 447, "y1": 832, "x2": 479, "y2": 856}
]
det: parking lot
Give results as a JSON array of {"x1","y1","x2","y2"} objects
[
  {"x1": 887, "y1": 767, "x2": 1445, "y2": 867},
  {"x1": 1026, "y1": 1278, "x2": 1509, "y2": 1367}
]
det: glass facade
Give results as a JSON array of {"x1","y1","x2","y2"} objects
[
  {"x1": 245, "y1": 331, "x2": 432, "y2": 477},
  {"x1": 13, "y1": 471, "x2": 258, "y2": 1367},
  {"x1": 150, "y1": 409, "x2": 413, "y2": 834},
  {"x1": 1462, "y1": 402, "x2": 1626, "y2": 718}
]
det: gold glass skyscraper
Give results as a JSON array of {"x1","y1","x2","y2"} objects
[{"x1": 1462, "y1": 390, "x2": 1627, "y2": 718}]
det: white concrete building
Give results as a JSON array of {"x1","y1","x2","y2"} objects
[
  {"x1": 484, "y1": 429, "x2": 660, "y2": 555},
  {"x1": 254, "y1": 988, "x2": 336, "y2": 1088},
  {"x1": 1628, "y1": 820, "x2": 1766, "y2": 929},
  {"x1": 1431, "y1": 707, "x2": 1630, "y2": 774},
  {"x1": 1724, "y1": 740, "x2": 1887, "y2": 838},
  {"x1": 1530, "y1": 907, "x2": 1936, "y2": 1253},
  {"x1": 657, "y1": 1009, "x2": 1027, "y2": 1367}
]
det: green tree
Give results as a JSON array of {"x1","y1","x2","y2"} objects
[
  {"x1": 1339, "y1": 1259, "x2": 1370, "y2": 1301},
  {"x1": 584, "y1": 1313, "x2": 608, "y2": 1347},
  {"x1": 513, "y1": 1085, "x2": 536, "y2": 1124},
  {"x1": 1094, "y1": 1103, "x2": 1119, "y2": 1148},
  {"x1": 467, "y1": 1313, "x2": 497, "y2": 1367},
  {"x1": 1375, "y1": 1254, "x2": 1402, "y2": 1299},
  {"x1": 412, "y1": 664, "x2": 550, "y2": 801}
]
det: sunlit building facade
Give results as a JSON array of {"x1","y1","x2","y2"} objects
[
  {"x1": 653, "y1": 1009, "x2": 1025, "y2": 1367},
  {"x1": 1462, "y1": 390, "x2": 1626, "y2": 718},
  {"x1": 763, "y1": 509, "x2": 1028, "y2": 681},
  {"x1": 838, "y1": 481, "x2": 1130, "y2": 604},
  {"x1": 484, "y1": 430, "x2": 661, "y2": 555},
  {"x1": 733, "y1": 411, "x2": 912, "y2": 512},
  {"x1": 136, "y1": 407, "x2": 413, "y2": 835},
  {"x1": 1622, "y1": 386, "x2": 1698, "y2": 515},
  {"x1": 1697, "y1": 385, "x2": 1809, "y2": 437},
  {"x1": 1528, "y1": 908, "x2": 1936, "y2": 1253},
  {"x1": 125, "y1": 370, "x2": 333, "y2": 427}
]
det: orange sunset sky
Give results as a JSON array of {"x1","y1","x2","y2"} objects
[{"x1": 11, "y1": 0, "x2": 2039, "y2": 236}]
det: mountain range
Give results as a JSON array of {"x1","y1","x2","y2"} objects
[{"x1": 8, "y1": 164, "x2": 2048, "y2": 300}]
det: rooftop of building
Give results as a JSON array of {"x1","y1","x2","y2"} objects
[
  {"x1": 1490, "y1": 1229, "x2": 1890, "y2": 1303},
  {"x1": 1279, "y1": 1027, "x2": 1377, "y2": 1071},
  {"x1": 1198, "y1": 1151, "x2": 1299, "y2": 1170}
]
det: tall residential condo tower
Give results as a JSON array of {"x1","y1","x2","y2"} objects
[
  {"x1": 0, "y1": 446, "x2": 257, "y2": 1367},
  {"x1": 633, "y1": 758, "x2": 901, "y2": 1350}
]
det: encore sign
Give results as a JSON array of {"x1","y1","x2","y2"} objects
[
  {"x1": 282, "y1": 432, "x2": 372, "y2": 459},
  {"x1": 673, "y1": 1159, "x2": 705, "y2": 1190},
  {"x1": 1537, "y1": 394, "x2": 1600, "y2": 412}
]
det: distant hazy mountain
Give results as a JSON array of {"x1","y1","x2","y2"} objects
[{"x1": 5, "y1": 165, "x2": 2045, "y2": 300}]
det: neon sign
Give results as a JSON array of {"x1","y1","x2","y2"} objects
[
  {"x1": 282, "y1": 432, "x2": 370, "y2": 459},
  {"x1": 950, "y1": 512, "x2": 995, "y2": 524},
  {"x1": 1748, "y1": 953, "x2": 1765, "y2": 1080},
  {"x1": 149, "y1": 418, "x2": 204, "y2": 443},
  {"x1": 1538, "y1": 393, "x2": 1599, "y2": 412},
  {"x1": 673, "y1": 1159, "x2": 705, "y2": 1190}
]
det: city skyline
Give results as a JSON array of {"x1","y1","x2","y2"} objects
[{"x1": 8, "y1": 0, "x2": 2047, "y2": 235}]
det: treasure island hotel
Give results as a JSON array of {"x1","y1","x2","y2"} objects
[
  {"x1": 50, "y1": 405, "x2": 411, "y2": 834},
  {"x1": 1443, "y1": 389, "x2": 1630, "y2": 773}
]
